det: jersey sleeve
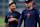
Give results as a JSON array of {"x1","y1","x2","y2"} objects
[
  {"x1": 35, "y1": 9, "x2": 40, "y2": 27},
  {"x1": 5, "y1": 15, "x2": 8, "y2": 23},
  {"x1": 18, "y1": 11, "x2": 24, "y2": 27}
]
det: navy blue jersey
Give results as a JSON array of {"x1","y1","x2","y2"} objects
[
  {"x1": 5, "y1": 11, "x2": 20, "y2": 27},
  {"x1": 18, "y1": 8, "x2": 40, "y2": 27}
]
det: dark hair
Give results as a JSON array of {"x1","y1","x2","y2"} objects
[{"x1": 9, "y1": 2, "x2": 16, "y2": 6}]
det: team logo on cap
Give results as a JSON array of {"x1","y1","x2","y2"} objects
[{"x1": 26, "y1": 0, "x2": 28, "y2": 1}]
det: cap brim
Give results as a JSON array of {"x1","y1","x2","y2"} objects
[{"x1": 26, "y1": 1, "x2": 31, "y2": 2}]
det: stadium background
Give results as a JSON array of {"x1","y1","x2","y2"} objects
[{"x1": 0, "y1": 0, "x2": 40, "y2": 27}]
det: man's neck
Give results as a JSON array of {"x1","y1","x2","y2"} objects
[{"x1": 27, "y1": 6, "x2": 33, "y2": 10}]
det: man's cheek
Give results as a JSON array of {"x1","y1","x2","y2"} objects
[
  {"x1": 30, "y1": 3, "x2": 32, "y2": 6},
  {"x1": 10, "y1": 7, "x2": 12, "y2": 9}
]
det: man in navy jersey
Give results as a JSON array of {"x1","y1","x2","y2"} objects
[
  {"x1": 33, "y1": 2, "x2": 38, "y2": 11},
  {"x1": 33, "y1": 2, "x2": 36, "y2": 8},
  {"x1": 5, "y1": 1, "x2": 20, "y2": 27},
  {"x1": 18, "y1": 0, "x2": 40, "y2": 27}
]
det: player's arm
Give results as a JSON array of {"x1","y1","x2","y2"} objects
[
  {"x1": 8, "y1": 18, "x2": 19, "y2": 23},
  {"x1": 14, "y1": 13, "x2": 21, "y2": 23},
  {"x1": 36, "y1": 10, "x2": 40, "y2": 27},
  {"x1": 5, "y1": 23, "x2": 7, "y2": 27},
  {"x1": 18, "y1": 12, "x2": 24, "y2": 27},
  {"x1": 14, "y1": 18, "x2": 19, "y2": 23},
  {"x1": 8, "y1": 13, "x2": 21, "y2": 23},
  {"x1": 5, "y1": 15, "x2": 8, "y2": 27}
]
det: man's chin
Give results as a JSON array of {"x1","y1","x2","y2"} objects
[{"x1": 12, "y1": 10, "x2": 15, "y2": 12}]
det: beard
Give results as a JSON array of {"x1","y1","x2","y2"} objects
[
  {"x1": 26, "y1": 5, "x2": 31, "y2": 8},
  {"x1": 11, "y1": 8, "x2": 15, "y2": 12},
  {"x1": 27, "y1": 6, "x2": 30, "y2": 10},
  {"x1": 27, "y1": 6, "x2": 30, "y2": 9}
]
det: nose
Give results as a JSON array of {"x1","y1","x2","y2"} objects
[{"x1": 27, "y1": 4, "x2": 28, "y2": 6}]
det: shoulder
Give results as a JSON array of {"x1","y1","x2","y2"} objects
[
  {"x1": 22, "y1": 9, "x2": 26, "y2": 13},
  {"x1": 33, "y1": 7, "x2": 39, "y2": 11},
  {"x1": 33, "y1": 8, "x2": 39, "y2": 13},
  {"x1": 15, "y1": 11, "x2": 21, "y2": 15},
  {"x1": 5, "y1": 12, "x2": 10, "y2": 16}
]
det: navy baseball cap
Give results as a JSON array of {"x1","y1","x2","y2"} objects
[
  {"x1": 25, "y1": 0, "x2": 32, "y2": 4},
  {"x1": 26, "y1": 0, "x2": 32, "y2": 2}
]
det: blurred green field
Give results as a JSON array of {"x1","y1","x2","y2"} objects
[
  {"x1": 0, "y1": 17, "x2": 5, "y2": 26},
  {"x1": 22, "y1": 20, "x2": 24, "y2": 26},
  {"x1": 0, "y1": 17, "x2": 24, "y2": 26}
]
